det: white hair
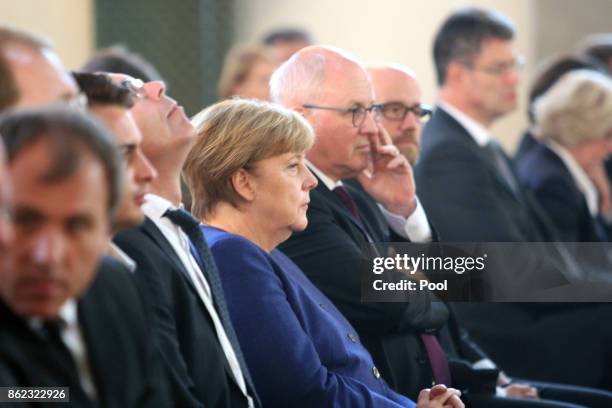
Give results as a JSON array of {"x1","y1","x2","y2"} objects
[{"x1": 533, "y1": 69, "x2": 612, "y2": 147}]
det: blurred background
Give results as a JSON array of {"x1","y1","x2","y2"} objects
[{"x1": 2, "y1": 0, "x2": 611, "y2": 152}]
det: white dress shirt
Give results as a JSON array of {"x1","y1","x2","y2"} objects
[
  {"x1": 307, "y1": 161, "x2": 432, "y2": 242},
  {"x1": 142, "y1": 193, "x2": 253, "y2": 407},
  {"x1": 439, "y1": 102, "x2": 491, "y2": 147},
  {"x1": 545, "y1": 140, "x2": 599, "y2": 216}
]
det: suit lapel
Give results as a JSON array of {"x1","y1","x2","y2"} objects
[
  {"x1": 314, "y1": 179, "x2": 377, "y2": 244},
  {"x1": 436, "y1": 108, "x2": 524, "y2": 204},
  {"x1": 141, "y1": 218, "x2": 201, "y2": 296}
]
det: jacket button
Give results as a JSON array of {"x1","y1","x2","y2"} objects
[
  {"x1": 347, "y1": 332, "x2": 357, "y2": 343},
  {"x1": 372, "y1": 366, "x2": 381, "y2": 379}
]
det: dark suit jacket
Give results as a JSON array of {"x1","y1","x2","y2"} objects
[
  {"x1": 279, "y1": 177, "x2": 448, "y2": 399},
  {"x1": 415, "y1": 106, "x2": 612, "y2": 389},
  {"x1": 0, "y1": 256, "x2": 168, "y2": 407},
  {"x1": 516, "y1": 142, "x2": 609, "y2": 242},
  {"x1": 114, "y1": 217, "x2": 258, "y2": 408},
  {"x1": 204, "y1": 226, "x2": 415, "y2": 408}
]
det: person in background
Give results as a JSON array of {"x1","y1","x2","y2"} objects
[
  {"x1": 217, "y1": 44, "x2": 278, "y2": 101},
  {"x1": 82, "y1": 45, "x2": 164, "y2": 83},
  {"x1": 0, "y1": 25, "x2": 80, "y2": 111},
  {"x1": 183, "y1": 97, "x2": 463, "y2": 408},
  {"x1": 113, "y1": 74, "x2": 260, "y2": 407},
  {"x1": 262, "y1": 27, "x2": 312, "y2": 61},
  {"x1": 517, "y1": 70, "x2": 612, "y2": 242}
]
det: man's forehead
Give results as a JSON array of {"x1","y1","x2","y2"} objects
[
  {"x1": 324, "y1": 62, "x2": 374, "y2": 104},
  {"x1": 92, "y1": 105, "x2": 141, "y2": 144}
]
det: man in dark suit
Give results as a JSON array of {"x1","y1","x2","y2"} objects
[
  {"x1": 112, "y1": 74, "x2": 259, "y2": 407},
  {"x1": 414, "y1": 7, "x2": 612, "y2": 392},
  {"x1": 0, "y1": 108, "x2": 167, "y2": 406},
  {"x1": 271, "y1": 46, "x2": 453, "y2": 402}
]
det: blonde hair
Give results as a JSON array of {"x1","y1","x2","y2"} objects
[
  {"x1": 533, "y1": 69, "x2": 612, "y2": 147},
  {"x1": 217, "y1": 44, "x2": 276, "y2": 100},
  {"x1": 184, "y1": 99, "x2": 314, "y2": 219}
]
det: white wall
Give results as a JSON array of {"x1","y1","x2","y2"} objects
[
  {"x1": 234, "y1": 0, "x2": 536, "y2": 152},
  {"x1": 0, "y1": 0, "x2": 94, "y2": 70}
]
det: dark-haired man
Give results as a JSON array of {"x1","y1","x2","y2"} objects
[{"x1": 0, "y1": 107, "x2": 166, "y2": 406}]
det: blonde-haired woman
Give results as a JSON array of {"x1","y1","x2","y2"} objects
[
  {"x1": 517, "y1": 69, "x2": 612, "y2": 242},
  {"x1": 184, "y1": 99, "x2": 463, "y2": 408}
]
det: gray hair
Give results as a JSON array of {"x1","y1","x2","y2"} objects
[{"x1": 533, "y1": 69, "x2": 612, "y2": 147}]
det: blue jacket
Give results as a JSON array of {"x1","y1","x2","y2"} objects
[{"x1": 203, "y1": 225, "x2": 415, "y2": 408}]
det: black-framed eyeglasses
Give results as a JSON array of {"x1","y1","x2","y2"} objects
[
  {"x1": 463, "y1": 56, "x2": 526, "y2": 77},
  {"x1": 302, "y1": 104, "x2": 382, "y2": 128},
  {"x1": 121, "y1": 78, "x2": 147, "y2": 99},
  {"x1": 380, "y1": 102, "x2": 432, "y2": 123}
]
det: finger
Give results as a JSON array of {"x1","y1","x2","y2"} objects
[
  {"x1": 448, "y1": 394, "x2": 465, "y2": 408},
  {"x1": 377, "y1": 122, "x2": 393, "y2": 145},
  {"x1": 429, "y1": 384, "x2": 448, "y2": 398},
  {"x1": 431, "y1": 389, "x2": 462, "y2": 404},
  {"x1": 417, "y1": 388, "x2": 431, "y2": 404},
  {"x1": 385, "y1": 155, "x2": 410, "y2": 171},
  {"x1": 377, "y1": 144, "x2": 399, "y2": 157}
]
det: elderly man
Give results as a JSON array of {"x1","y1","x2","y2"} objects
[
  {"x1": 415, "y1": 6, "x2": 612, "y2": 396},
  {"x1": 0, "y1": 107, "x2": 166, "y2": 406},
  {"x1": 0, "y1": 26, "x2": 80, "y2": 110},
  {"x1": 113, "y1": 75, "x2": 260, "y2": 408},
  {"x1": 271, "y1": 46, "x2": 463, "y2": 406}
]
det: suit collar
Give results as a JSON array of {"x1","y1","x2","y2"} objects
[
  {"x1": 434, "y1": 106, "x2": 524, "y2": 203},
  {"x1": 439, "y1": 102, "x2": 492, "y2": 147}
]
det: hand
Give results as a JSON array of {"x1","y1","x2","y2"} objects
[
  {"x1": 497, "y1": 371, "x2": 511, "y2": 386},
  {"x1": 504, "y1": 383, "x2": 539, "y2": 399},
  {"x1": 417, "y1": 384, "x2": 464, "y2": 408},
  {"x1": 357, "y1": 124, "x2": 417, "y2": 217}
]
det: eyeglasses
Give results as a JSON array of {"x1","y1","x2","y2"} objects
[
  {"x1": 464, "y1": 56, "x2": 526, "y2": 77},
  {"x1": 121, "y1": 78, "x2": 147, "y2": 99},
  {"x1": 379, "y1": 102, "x2": 432, "y2": 123},
  {"x1": 302, "y1": 104, "x2": 382, "y2": 128}
]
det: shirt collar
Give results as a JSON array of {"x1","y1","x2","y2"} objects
[
  {"x1": 142, "y1": 193, "x2": 182, "y2": 221},
  {"x1": 545, "y1": 140, "x2": 599, "y2": 216},
  {"x1": 107, "y1": 242, "x2": 137, "y2": 273},
  {"x1": 439, "y1": 101, "x2": 492, "y2": 147},
  {"x1": 29, "y1": 298, "x2": 77, "y2": 330},
  {"x1": 306, "y1": 160, "x2": 343, "y2": 191}
]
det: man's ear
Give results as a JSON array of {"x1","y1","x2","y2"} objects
[{"x1": 231, "y1": 168, "x2": 256, "y2": 202}]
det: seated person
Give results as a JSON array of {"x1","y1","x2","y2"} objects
[
  {"x1": 182, "y1": 98, "x2": 463, "y2": 408},
  {"x1": 517, "y1": 69, "x2": 612, "y2": 242}
]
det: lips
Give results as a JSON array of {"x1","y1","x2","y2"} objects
[{"x1": 168, "y1": 103, "x2": 179, "y2": 117}]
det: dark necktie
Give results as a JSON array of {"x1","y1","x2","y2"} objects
[
  {"x1": 483, "y1": 141, "x2": 521, "y2": 199},
  {"x1": 420, "y1": 333, "x2": 452, "y2": 386},
  {"x1": 333, "y1": 185, "x2": 362, "y2": 223},
  {"x1": 163, "y1": 208, "x2": 255, "y2": 397},
  {"x1": 42, "y1": 319, "x2": 79, "y2": 377}
]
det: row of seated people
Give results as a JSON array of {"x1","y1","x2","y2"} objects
[{"x1": 2, "y1": 6, "x2": 612, "y2": 408}]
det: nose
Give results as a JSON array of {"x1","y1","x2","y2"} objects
[
  {"x1": 134, "y1": 149, "x2": 157, "y2": 184},
  {"x1": 144, "y1": 80, "x2": 166, "y2": 101},
  {"x1": 401, "y1": 111, "x2": 418, "y2": 131},
  {"x1": 31, "y1": 228, "x2": 64, "y2": 268},
  {"x1": 360, "y1": 109, "x2": 378, "y2": 134},
  {"x1": 303, "y1": 166, "x2": 318, "y2": 191},
  {"x1": 504, "y1": 68, "x2": 520, "y2": 87}
]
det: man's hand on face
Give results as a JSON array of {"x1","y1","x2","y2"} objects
[{"x1": 357, "y1": 123, "x2": 417, "y2": 217}]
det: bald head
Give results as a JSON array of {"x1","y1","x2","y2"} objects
[
  {"x1": 270, "y1": 45, "x2": 368, "y2": 107},
  {"x1": 271, "y1": 45, "x2": 379, "y2": 181},
  {"x1": 368, "y1": 64, "x2": 425, "y2": 165}
]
